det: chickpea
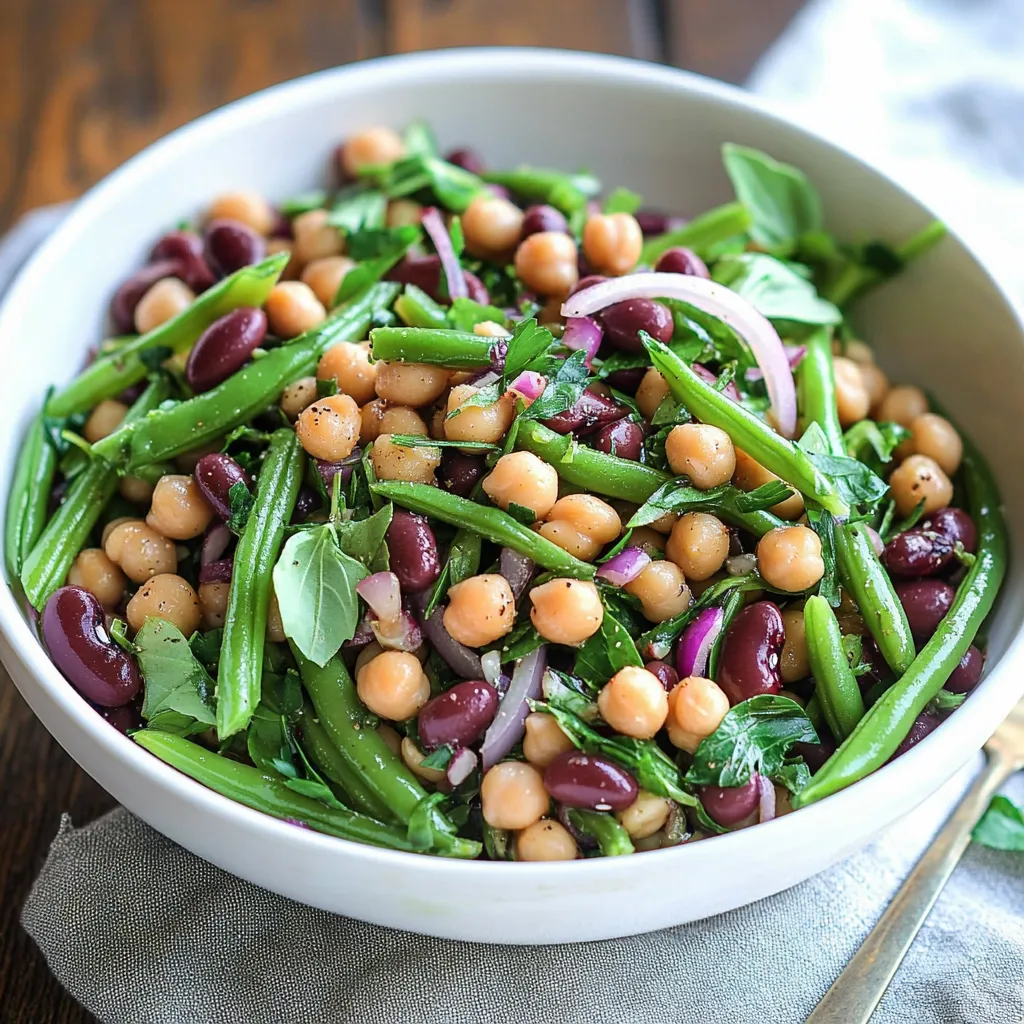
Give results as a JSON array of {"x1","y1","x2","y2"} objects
[
  {"x1": 370, "y1": 434, "x2": 440, "y2": 484},
  {"x1": 126, "y1": 573, "x2": 201, "y2": 637},
  {"x1": 667, "y1": 676, "x2": 730, "y2": 753},
  {"x1": 860, "y1": 362, "x2": 890, "y2": 412},
  {"x1": 878, "y1": 384, "x2": 928, "y2": 428},
  {"x1": 839, "y1": 339, "x2": 874, "y2": 365},
  {"x1": 665, "y1": 423, "x2": 736, "y2": 489},
  {"x1": 386, "y1": 198, "x2": 423, "y2": 228},
  {"x1": 482, "y1": 452, "x2": 558, "y2": 522},
  {"x1": 302, "y1": 255, "x2": 355, "y2": 308},
  {"x1": 401, "y1": 736, "x2": 446, "y2": 784},
  {"x1": 134, "y1": 278, "x2": 194, "y2": 334},
  {"x1": 104, "y1": 520, "x2": 177, "y2": 584},
  {"x1": 617, "y1": 790, "x2": 671, "y2": 840},
  {"x1": 146, "y1": 474, "x2": 214, "y2": 541},
  {"x1": 443, "y1": 573, "x2": 516, "y2": 647},
  {"x1": 265, "y1": 281, "x2": 326, "y2": 338},
  {"x1": 198, "y1": 581, "x2": 231, "y2": 630},
  {"x1": 359, "y1": 397, "x2": 388, "y2": 444},
  {"x1": 635, "y1": 368, "x2": 670, "y2": 420},
  {"x1": 462, "y1": 195, "x2": 525, "y2": 260},
  {"x1": 833, "y1": 356, "x2": 871, "y2": 427},
  {"x1": 480, "y1": 761, "x2": 549, "y2": 830},
  {"x1": 733, "y1": 448, "x2": 804, "y2": 519},
  {"x1": 377, "y1": 723, "x2": 403, "y2": 755},
  {"x1": 756, "y1": 526, "x2": 824, "y2": 592},
  {"x1": 905, "y1": 413, "x2": 962, "y2": 476},
  {"x1": 379, "y1": 406, "x2": 427, "y2": 436},
  {"x1": 538, "y1": 493, "x2": 621, "y2": 561},
  {"x1": 83, "y1": 400, "x2": 128, "y2": 444},
  {"x1": 473, "y1": 320, "x2": 511, "y2": 339},
  {"x1": 516, "y1": 819, "x2": 577, "y2": 862},
  {"x1": 630, "y1": 526, "x2": 666, "y2": 555},
  {"x1": 296, "y1": 393, "x2": 361, "y2": 461},
  {"x1": 266, "y1": 238, "x2": 301, "y2": 280},
  {"x1": 354, "y1": 640, "x2": 383, "y2": 677},
  {"x1": 375, "y1": 361, "x2": 449, "y2": 406},
  {"x1": 780, "y1": 607, "x2": 810, "y2": 684},
  {"x1": 266, "y1": 592, "x2": 287, "y2": 643},
  {"x1": 598, "y1": 666, "x2": 669, "y2": 739},
  {"x1": 67, "y1": 548, "x2": 126, "y2": 609},
  {"x1": 514, "y1": 231, "x2": 579, "y2": 298},
  {"x1": 665, "y1": 512, "x2": 730, "y2": 582},
  {"x1": 280, "y1": 376, "x2": 318, "y2": 420},
  {"x1": 889, "y1": 454, "x2": 953, "y2": 517},
  {"x1": 317, "y1": 340, "x2": 376, "y2": 405},
  {"x1": 582, "y1": 212, "x2": 643, "y2": 276},
  {"x1": 625, "y1": 560, "x2": 692, "y2": 623},
  {"x1": 119, "y1": 475, "x2": 154, "y2": 504},
  {"x1": 340, "y1": 126, "x2": 404, "y2": 178},
  {"x1": 445, "y1": 385, "x2": 515, "y2": 445},
  {"x1": 529, "y1": 578, "x2": 603, "y2": 645},
  {"x1": 291, "y1": 208, "x2": 344, "y2": 266},
  {"x1": 522, "y1": 712, "x2": 575, "y2": 768},
  {"x1": 101, "y1": 517, "x2": 135, "y2": 548},
  {"x1": 356, "y1": 650, "x2": 429, "y2": 721},
  {"x1": 207, "y1": 191, "x2": 274, "y2": 234}
]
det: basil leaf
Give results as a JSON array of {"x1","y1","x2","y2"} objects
[
  {"x1": 272, "y1": 523, "x2": 368, "y2": 666},
  {"x1": 346, "y1": 224, "x2": 420, "y2": 261},
  {"x1": 542, "y1": 668, "x2": 600, "y2": 722},
  {"x1": 189, "y1": 628, "x2": 223, "y2": 674},
  {"x1": 628, "y1": 480, "x2": 789, "y2": 528},
  {"x1": 806, "y1": 506, "x2": 840, "y2": 606},
  {"x1": 419, "y1": 745, "x2": 454, "y2": 770},
  {"x1": 336, "y1": 502, "x2": 393, "y2": 573},
  {"x1": 972, "y1": 795, "x2": 1024, "y2": 852},
  {"x1": 403, "y1": 120, "x2": 439, "y2": 159},
  {"x1": 327, "y1": 185, "x2": 387, "y2": 234},
  {"x1": 773, "y1": 760, "x2": 812, "y2": 795},
  {"x1": 685, "y1": 695, "x2": 818, "y2": 788},
  {"x1": 145, "y1": 710, "x2": 210, "y2": 737},
  {"x1": 804, "y1": 451, "x2": 888, "y2": 510},
  {"x1": 603, "y1": 186, "x2": 643, "y2": 215},
  {"x1": 374, "y1": 155, "x2": 488, "y2": 212},
  {"x1": 713, "y1": 253, "x2": 841, "y2": 326},
  {"x1": 226, "y1": 480, "x2": 254, "y2": 535},
  {"x1": 137, "y1": 618, "x2": 217, "y2": 726},
  {"x1": 844, "y1": 420, "x2": 910, "y2": 466},
  {"x1": 573, "y1": 608, "x2": 642, "y2": 685}
]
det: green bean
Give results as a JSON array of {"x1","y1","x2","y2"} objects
[
  {"x1": 639, "y1": 201, "x2": 754, "y2": 265},
  {"x1": 797, "y1": 326, "x2": 845, "y2": 454},
  {"x1": 5, "y1": 411, "x2": 57, "y2": 580},
  {"x1": 514, "y1": 420, "x2": 669, "y2": 503},
  {"x1": 297, "y1": 650, "x2": 480, "y2": 858},
  {"x1": 94, "y1": 282, "x2": 397, "y2": 469},
  {"x1": 47, "y1": 253, "x2": 289, "y2": 417},
  {"x1": 394, "y1": 285, "x2": 449, "y2": 328},
  {"x1": 642, "y1": 336, "x2": 846, "y2": 516},
  {"x1": 371, "y1": 479, "x2": 595, "y2": 578},
  {"x1": 566, "y1": 809, "x2": 635, "y2": 857},
  {"x1": 369, "y1": 326, "x2": 495, "y2": 368},
  {"x1": 794, "y1": 440, "x2": 1006, "y2": 807},
  {"x1": 20, "y1": 378, "x2": 170, "y2": 611},
  {"x1": 217, "y1": 428, "x2": 304, "y2": 739},
  {"x1": 803, "y1": 595, "x2": 866, "y2": 741},
  {"x1": 133, "y1": 730, "x2": 424, "y2": 852},
  {"x1": 481, "y1": 167, "x2": 599, "y2": 213}
]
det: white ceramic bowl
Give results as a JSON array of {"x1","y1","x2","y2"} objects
[{"x1": 1, "y1": 49, "x2": 1021, "y2": 944}]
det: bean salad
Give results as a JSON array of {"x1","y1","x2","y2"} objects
[{"x1": 9, "y1": 122, "x2": 1007, "y2": 861}]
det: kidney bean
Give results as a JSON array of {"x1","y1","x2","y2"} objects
[
  {"x1": 857, "y1": 636, "x2": 893, "y2": 691},
  {"x1": 387, "y1": 509, "x2": 440, "y2": 592},
  {"x1": 603, "y1": 367, "x2": 646, "y2": 394},
  {"x1": 700, "y1": 776, "x2": 760, "y2": 827},
  {"x1": 716, "y1": 601, "x2": 785, "y2": 705},
  {"x1": 445, "y1": 148, "x2": 485, "y2": 175},
  {"x1": 98, "y1": 700, "x2": 144, "y2": 735},
  {"x1": 110, "y1": 259, "x2": 187, "y2": 333},
  {"x1": 185, "y1": 307, "x2": 268, "y2": 393},
  {"x1": 150, "y1": 230, "x2": 216, "y2": 291},
  {"x1": 293, "y1": 487, "x2": 320, "y2": 522},
  {"x1": 644, "y1": 659, "x2": 678, "y2": 691},
  {"x1": 440, "y1": 450, "x2": 486, "y2": 497},
  {"x1": 316, "y1": 458, "x2": 355, "y2": 493},
  {"x1": 945, "y1": 645, "x2": 985, "y2": 694},
  {"x1": 386, "y1": 255, "x2": 489, "y2": 304},
  {"x1": 42, "y1": 587, "x2": 140, "y2": 707},
  {"x1": 889, "y1": 711, "x2": 943, "y2": 761},
  {"x1": 592, "y1": 418, "x2": 644, "y2": 461},
  {"x1": 600, "y1": 299, "x2": 674, "y2": 353},
  {"x1": 544, "y1": 751, "x2": 638, "y2": 812},
  {"x1": 205, "y1": 218, "x2": 266, "y2": 276},
  {"x1": 922, "y1": 507, "x2": 976, "y2": 553},
  {"x1": 199, "y1": 558, "x2": 234, "y2": 584},
  {"x1": 883, "y1": 529, "x2": 954, "y2": 578},
  {"x1": 269, "y1": 209, "x2": 293, "y2": 239},
  {"x1": 418, "y1": 680, "x2": 498, "y2": 750},
  {"x1": 654, "y1": 246, "x2": 710, "y2": 278},
  {"x1": 693, "y1": 363, "x2": 742, "y2": 403},
  {"x1": 635, "y1": 210, "x2": 685, "y2": 236},
  {"x1": 791, "y1": 739, "x2": 836, "y2": 774},
  {"x1": 542, "y1": 388, "x2": 627, "y2": 435},
  {"x1": 521, "y1": 204, "x2": 569, "y2": 239},
  {"x1": 570, "y1": 273, "x2": 608, "y2": 296},
  {"x1": 194, "y1": 453, "x2": 251, "y2": 520},
  {"x1": 894, "y1": 580, "x2": 956, "y2": 642}
]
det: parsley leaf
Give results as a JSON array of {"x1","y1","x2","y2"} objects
[
  {"x1": 843, "y1": 420, "x2": 910, "y2": 465},
  {"x1": 136, "y1": 618, "x2": 217, "y2": 726},
  {"x1": 972, "y1": 795, "x2": 1024, "y2": 852},
  {"x1": 326, "y1": 185, "x2": 387, "y2": 234},
  {"x1": 503, "y1": 318, "x2": 555, "y2": 380},
  {"x1": 226, "y1": 480, "x2": 254, "y2": 535},
  {"x1": 520, "y1": 349, "x2": 591, "y2": 421},
  {"x1": 371, "y1": 155, "x2": 488, "y2": 212},
  {"x1": 573, "y1": 608, "x2": 642, "y2": 685},
  {"x1": 345, "y1": 224, "x2": 420, "y2": 261},
  {"x1": 805, "y1": 506, "x2": 840, "y2": 606},
  {"x1": 804, "y1": 451, "x2": 888, "y2": 510}
]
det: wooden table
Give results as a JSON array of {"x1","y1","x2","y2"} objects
[{"x1": 0, "y1": 2, "x2": 803, "y2": 1019}]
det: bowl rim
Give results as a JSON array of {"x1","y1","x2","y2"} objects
[{"x1": 2, "y1": 46, "x2": 1022, "y2": 881}]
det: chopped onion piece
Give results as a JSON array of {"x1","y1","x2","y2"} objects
[
  {"x1": 726, "y1": 553, "x2": 758, "y2": 577},
  {"x1": 562, "y1": 272, "x2": 798, "y2": 437},
  {"x1": 421, "y1": 206, "x2": 467, "y2": 300},
  {"x1": 480, "y1": 646, "x2": 547, "y2": 771},
  {"x1": 746, "y1": 344, "x2": 806, "y2": 382},
  {"x1": 198, "y1": 558, "x2": 233, "y2": 584},
  {"x1": 201, "y1": 523, "x2": 232, "y2": 565},
  {"x1": 507, "y1": 370, "x2": 546, "y2": 405},
  {"x1": 370, "y1": 609, "x2": 423, "y2": 652},
  {"x1": 757, "y1": 774, "x2": 776, "y2": 823},
  {"x1": 412, "y1": 593, "x2": 481, "y2": 679},
  {"x1": 499, "y1": 546, "x2": 535, "y2": 601},
  {"x1": 447, "y1": 747, "x2": 478, "y2": 787},
  {"x1": 676, "y1": 606, "x2": 724, "y2": 679},
  {"x1": 595, "y1": 546, "x2": 650, "y2": 587},
  {"x1": 481, "y1": 651, "x2": 503, "y2": 688},
  {"x1": 562, "y1": 315, "x2": 603, "y2": 365},
  {"x1": 356, "y1": 572, "x2": 402, "y2": 623}
]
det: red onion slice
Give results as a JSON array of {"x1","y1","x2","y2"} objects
[
  {"x1": 480, "y1": 646, "x2": 547, "y2": 771},
  {"x1": 480, "y1": 651, "x2": 503, "y2": 688},
  {"x1": 507, "y1": 370, "x2": 546, "y2": 405},
  {"x1": 198, "y1": 558, "x2": 233, "y2": 584},
  {"x1": 562, "y1": 315, "x2": 603, "y2": 365},
  {"x1": 412, "y1": 593, "x2": 482, "y2": 679},
  {"x1": 562, "y1": 272, "x2": 798, "y2": 438},
  {"x1": 676, "y1": 606, "x2": 724, "y2": 679},
  {"x1": 746, "y1": 344, "x2": 806, "y2": 383},
  {"x1": 595, "y1": 546, "x2": 650, "y2": 587},
  {"x1": 757, "y1": 774, "x2": 776, "y2": 823},
  {"x1": 499, "y1": 546, "x2": 535, "y2": 601},
  {"x1": 370, "y1": 609, "x2": 423, "y2": 652},
  {"x1": 201, "y1": 523, "x2": 232, "y2": 565},
  {"x1": 421, "y1": 206, "x2": 467, "y2": 300},
  {"x1": 447, "y1": 747, "x2": 478, "y2": 787},
  {"x1": 344, "y1": 612, "x2": 376, "y2": 648},
  {"x1": 356, "y1": 572, "x2": 402, "y2": 624}
]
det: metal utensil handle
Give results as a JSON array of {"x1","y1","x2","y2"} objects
[{"x1": 805, "y1": 753, "x2": 1014, "y2": 1024}]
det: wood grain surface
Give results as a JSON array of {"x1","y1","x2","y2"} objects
[{"x1": 0, "y1": 2, "x2": 802, "y2": 1020}]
